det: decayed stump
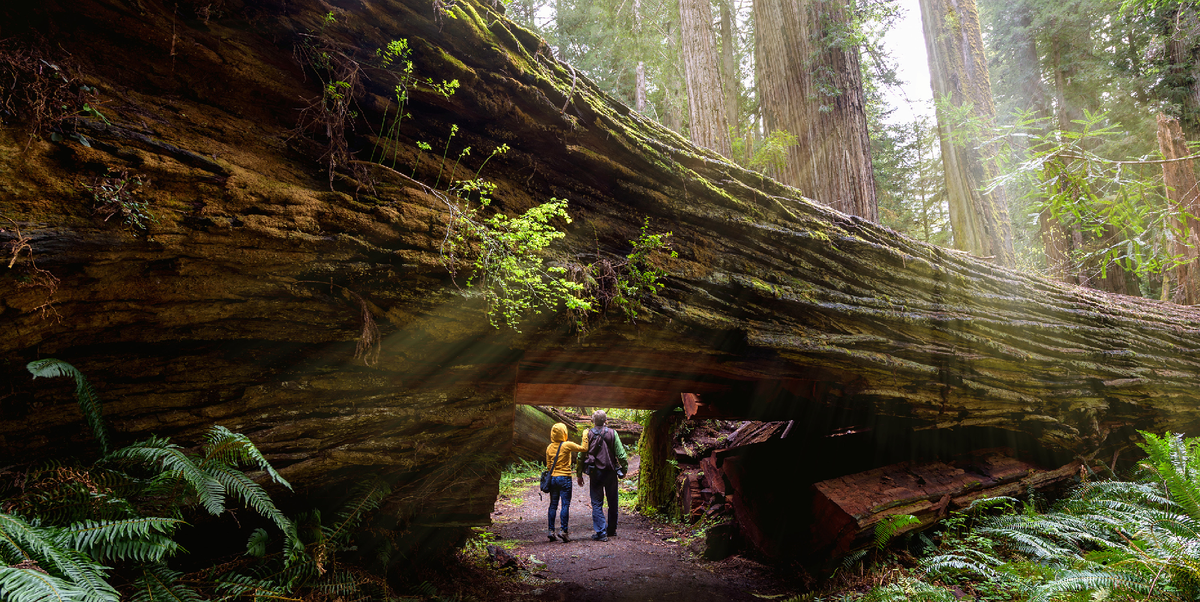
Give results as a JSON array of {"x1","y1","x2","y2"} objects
[{"x1": 811, "y1": 452, "x2": 1087, "y2": 557}]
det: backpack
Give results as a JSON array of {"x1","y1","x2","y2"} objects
[{"x1": 585, "y1": 427, "x2": 617, "y2": 475}]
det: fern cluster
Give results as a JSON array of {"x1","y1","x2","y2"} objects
[
  {"x1": 859, "y1": 431, "x2": 1200, "y2": 601},
  {"x1": 4, "y1": 359, "x2": 401, "y2": 601}
]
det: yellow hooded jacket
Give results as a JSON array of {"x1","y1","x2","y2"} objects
[{"x1": 546, "y1": 423, "x2": 586, "y2": 477}]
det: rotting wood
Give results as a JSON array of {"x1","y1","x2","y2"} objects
[{"x1": 811, "y1": 452, "x2": 1087, "y2": 557}]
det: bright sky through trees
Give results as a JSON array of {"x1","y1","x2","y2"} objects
[{"x1": 881, "y1": 1, "x2": 933, "y2": 125}]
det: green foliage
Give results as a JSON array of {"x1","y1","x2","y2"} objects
[
  {"x1": 986, "y1": 109, "x2": 1198, "y2": 283},
  {"x1": 27, "y1": 358, "x2": 110, "y2": 454},
  {"x1": 731, "y1": 128, "x2": 798, "y2": 178},
  {"x1": 83, "y1": 169, "x2": 155, "y2": 233},
  {"x1": 442, "y1": 189, "x2": 590, "y2": 331},
  {"x1": 498, "y1": 459, "x2": 543, "y2": 501},
  {"x1": 611, "y1": 218, "x2": 677, "y2": 323},
  {"x1": 874, "y1": 514, "x2": 920, "y2": 551}
]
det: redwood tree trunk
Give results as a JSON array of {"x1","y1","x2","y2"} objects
[
  {"x1": 681, "y1": 0, "x2": 731, "y2": 156},
  {"x1": 918, "y1": 0, "x2": 1014, "y2": 266},
  {"x1": 720, "y1": 0, "x2": 738, "y2": 133},
  {"x1": 753, "y1": 0, "x2": 878, "y2": 220},
  {"x1": 1159, "y1": 113, "x2": 1200, "y2": 304},
  {"x1": 636, "y1": 408, "x2": 679, "y2": 517}
]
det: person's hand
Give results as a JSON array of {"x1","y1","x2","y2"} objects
[{"x1": 577, "y1": 476, "x2": 584, "y2": 486}]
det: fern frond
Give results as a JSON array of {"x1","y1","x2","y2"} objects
[
  {"x1": 128, "y1": 564, "x2": 205, "y2": 602},
  {"x1": 0, "y1": 513, "x2": 117, "y2": 600},
  {"x1": 856, "y1": 577, "x2": 958, "y2": 602},
  {"x1": 63, "y1": 518, "x2": 183, "y2": 563},
  {"x1": 201, "y1": 426, "x2": 291, "y2": 490},
  {"x1": 922, "y1": 550, "x2": 1001, "y2": 580},
  {"x1": 0, "y1": 565, "x2": 107, "y2": 602},
  {"x1": 27, "y1": 359, "x2": 110, "y2": 455},
  {"x1": 106, "y1": 440, "x2": 225, "y2": 516},
  {"x1": 207, "y1": 466, "x2": 291, "y2": 535},
  {"x1": 213, "y1": 572, "x2": 298, "y2": 601},
  {"x1": 1029, "y1": 567, "x2": 1161, "y2": 602},
  {"x1": 1139, "y1": 431, "x2": 1200, "y2": 522},
  {"x1": 325, "y1": 477, "x2": 390, "y2": 543},
  {"x1": 874, "y1": 514, "x2": 921, "y2": 550}
]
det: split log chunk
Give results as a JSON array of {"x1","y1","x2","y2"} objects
[
  {"x1": 700, "y1": 453, "x2": 725, "y2": 495},
  {"x1": 811, "y1": 454, "x2": 1083, "y2": 557}
]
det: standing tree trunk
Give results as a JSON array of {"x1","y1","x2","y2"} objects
[
  {"x1": 919, "y1": 0, "x2": 1014, "y2": 267},
  {"x1": 1165, "y1": 4, "x2": 1200, "y2": 139},
  {"x1": 753, "y1": 0, "x2": 878, "y2": 220},
  {"x1": 635, "y1": 0, "x2": 647, "y2": 114},
  {"x1": 681, "y1": 0, "x2": 731, "y2": 156},
  {"x1": 1158, "y1": 114, "x2": 1200, "y2": 304},
  {"x1": 636, "y1": 408, "x2": 679, "y2": 517},
  {"x1": 719, "y1": 0, "x2": 738, "y2": 134}
]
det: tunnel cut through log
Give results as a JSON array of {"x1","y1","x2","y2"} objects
[{"x1": 508, "y1": 348, "x2": 1089, "y2": 560}]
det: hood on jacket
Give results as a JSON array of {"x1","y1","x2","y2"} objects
[{"x1": 551, "y1": 422, "x2": 568, "y2": 442}]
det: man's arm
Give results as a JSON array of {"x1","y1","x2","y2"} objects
[
  {"x1": 576, "y1": 429, "x2": 589, "y2": 484},
  {"x1": 612, "y1": 428, "x2": 628, "y2": 473}
]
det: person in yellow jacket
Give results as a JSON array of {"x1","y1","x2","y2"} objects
[{"x1": 546, "y1": 422, "x2": 586, "y2": 542}]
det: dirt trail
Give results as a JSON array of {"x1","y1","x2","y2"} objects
[{"x1": 488, "y1": 456, "x2": 797, "y2": 601}]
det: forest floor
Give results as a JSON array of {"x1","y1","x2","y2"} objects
[{"x1": 438, "y1": 455, "x2": 804, "y2": 601}]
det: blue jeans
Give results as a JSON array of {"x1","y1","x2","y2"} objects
[
  {"x1": 547, "y1": 476, "x2": 572, "y2": 531},
  {"x1": 589, "y1": 468, "x2": 619, "y2": 535}
]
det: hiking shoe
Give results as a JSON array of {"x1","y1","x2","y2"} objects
[
  {"x1": 591, "y1": 533, "x2": 608, "y2": 542},
  {"x1": 606, "y1": 532, "x2": 617, "y2": 539},
  {"x1": 558, "y1": 531, "x2": 570, "y2": 542},
  {"x1": 548, "y1": 530, "x2": 557, "y2": 542}
]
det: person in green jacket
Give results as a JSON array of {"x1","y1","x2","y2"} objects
[
  {"x1": 576, "y1": 410, "x2": 627, "y2": 541},
  {"x1": 546, "y1": 422, "x2": 586, "y2": 542}
]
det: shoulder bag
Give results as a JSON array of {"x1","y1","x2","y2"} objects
[{"x1": 539, "y1": 442, "x2": 564, "y2": 493}]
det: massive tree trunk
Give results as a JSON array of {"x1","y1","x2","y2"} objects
[
  {"x1": 1165, "y1": 3, "x2": 1200, "y2": 139},
  {"x1": 4, "y1": 0, "x2": 1200, "y2": 568},
  {"x1": 719, "y1": 0, "x2": 739, "y2": 134},
  {"x1": 1159, "y1": 114, "x2": 1200, "y2": 304},
  {"x1": 680, "y1": 0, "x2": 731, "y2": 156},
  {"x1": 753, "y1": 0, "x2": 878, "y2": 219},
  {"x1": 919, "y1": 0, "x2": 1015, "y2": 266}
]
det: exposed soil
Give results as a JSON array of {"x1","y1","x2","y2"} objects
[{"x1": 481, "y1": 455, "x2": 801, "y2": 601}]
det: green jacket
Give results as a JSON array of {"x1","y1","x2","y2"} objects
[{"x1": 576, "y1": 426, "x2": 628, "y2": 477}]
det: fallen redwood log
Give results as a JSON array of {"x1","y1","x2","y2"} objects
[
  {"x1": 511, "y1": 405, "x2": 580, "y2": 463},
  {"x1": 811, "y1": 453, "x2": 1088, "y2": 557},
  {"x1": 5, "y1": 0, "x2": 1200, "y2": 569}
]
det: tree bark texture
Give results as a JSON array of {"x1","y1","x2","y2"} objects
[
  {"x1": 680, "y1": 0, "x2": 732, "y2": 156},
  {"x1": 753, "y1": 0, "x2": 878, "y2": 220},
  {"x1": 4, "y1": 0, "x2": 1200, "y2": 566},
  {"x1": 919, "y1": 0, "x2": 1015, "y2": 266},
  {"x1": 1165, "y1": 4, "x2": 1200, "y2": 138},
  {"x1": 1158, "y1": 114, "x2": 1200, "y2": 305},
  {"x1": 720, "y1": 0, "x2": 739, "y2": 133},
  {"x1": 636, "y1": 409, "x2": 680, "y2": 517}
]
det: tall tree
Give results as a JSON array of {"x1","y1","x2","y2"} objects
[
  {"x1": 919, "y1": 0, "x2": 1014, "y2": 267},
  {"x1": 753, "y1": 0, "x2": 878, "y2": 220},
  {"x1": 680, "y1": 0, "x2": 731, "y2": 155},
  {"x1": 719, "y1": 0, "x2": 739, "y2": 133},
  {"x1": 1158, "y1": 114, "x2": 1200, "y2": 304}
]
